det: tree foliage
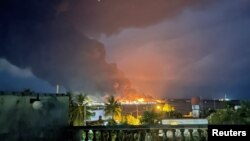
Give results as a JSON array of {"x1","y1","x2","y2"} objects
[
  {"x1": 162, "y1": 103, "x2": 175, "y2": 112},
  {"x1": 141, "y1": 110, "x2": 160, "y2": 125},
  {"x1": 104, "y1": 95, "x2": 121, "y2": 122},
  {"x1": 121, "y1": 114, "x2": 141, "y2": 125},
  {"x1": 165, "y1": 111, "x2": 183, "y2": 118},
  {"x1": 69, "y1": 93, "x2": 92, "y2": 126},
  {"x1": 208, "y1": 101, "x2": 250, "y2": 124}
]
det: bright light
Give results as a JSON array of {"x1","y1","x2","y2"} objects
[
  {"x1": 156, "y1": 100, "x2": 164, "y2": 103},
  {"x1": 170, "y1": 121, "x2": 179, "y2": 125},
  {"x1": 157, "y1": 105, "x2": 161, "y2": 110},
  {"x1": 138, "y1": 98, "x2": 144, "y2": 102},
  {"x1": 32, "y1": 101, "x2": 43, "y2": 110}
]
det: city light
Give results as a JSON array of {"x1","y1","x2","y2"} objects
[{"x1": 157, "y1": 105, "x2": 161, "y2": 110}]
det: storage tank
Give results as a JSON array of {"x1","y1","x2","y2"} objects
[
  {"x1": 191, "y1": 96, "x2": 200, "y2": 118},
  {"x1": 191, "y1": 96, "x2": 200, "y2": 105}
]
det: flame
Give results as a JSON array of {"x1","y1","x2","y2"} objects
[
  {"x1": 114, "y1": 83, "x2": 164, "y2": 104},
  {"x1": 137, "y1": 98, "x2": 144, "y2": 102},
  {"x1": 117, "y1": 91, "x2": 164, "y2": 104}
]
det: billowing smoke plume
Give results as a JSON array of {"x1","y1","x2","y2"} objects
[
  {"x1": 68, "y1": 0, "x2": 202, "y2": 35},
  {"x1": 0, "y1": 0, "x2": 132, "y2": 95},
  {"x1": 0, "y1": 30, "x2": 130, "y2": 94},
  {"x1": 0, "y1": 0, "x2": 202, "y2": 95}
]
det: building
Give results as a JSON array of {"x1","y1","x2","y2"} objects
[
  {"x1": 165, "y1": 98, "x2": 240, "y2": 118},
  {"x1": 0, "y1": 91, "x2": 69, "y2": 140}
]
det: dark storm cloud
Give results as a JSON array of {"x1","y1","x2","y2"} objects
[
  {"x1": 0, "y1": 59, "x2": 55, "y2": 92},
  {"x1": 68, "y1": 0, "x2": 202, "y2": 35},
  {"x1": 161, "y1": 0, "x2": 250, "y2": 99},
  {"x1": 0, "y1": 0, "x2": 202, "y2": 95},
  {"x1": 3, "y1": 0, "x2": 248, "y2": 99},
  {"x1": 100, "y1": 0, "x2": 250, "y2": 99},
  {"x1": 0, "y1": 0, "x2": 131, "y2": 94}
]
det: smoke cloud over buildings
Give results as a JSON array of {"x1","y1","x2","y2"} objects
[
  {"x1": 0, "y1": 0, "x2": 200, "y2": 96},
  {"x1": 1, "y1": 0, "x2": 250, "y2": 99}
]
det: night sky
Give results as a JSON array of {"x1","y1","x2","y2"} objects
[{"x1": 0, "y1": 0, "x2": 250, "y2": 99}]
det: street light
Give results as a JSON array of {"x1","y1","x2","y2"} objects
[{"x1": 157, "y1": 105, "x2": 161, "y2": 110}]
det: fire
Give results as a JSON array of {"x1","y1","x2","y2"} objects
[
  {"x1": 137, "y1": 98, "x2": 144, "y2": 102},
  {"x1": 117, "y1": 90, "x2": 164, "y2": 104},
  {"x1": 114, "y1": 82, "x2": 164, "y2": 104}
]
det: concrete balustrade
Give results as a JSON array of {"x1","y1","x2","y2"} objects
[{"x1": 65, "y1": 125, "x2": 207, "y2": 141}]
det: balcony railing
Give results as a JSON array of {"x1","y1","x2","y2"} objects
[
  {"x1": 0, "y1": 125, "x2": 207, "y2": 141},
  {"x1": 66, "y1": 124, "x2": 208, "y2": 141}
]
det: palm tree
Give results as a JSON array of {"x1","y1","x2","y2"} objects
[
  {"x1": 141, "y1": 110, "x2": 159, "y2": 125},
  {"x1": 69, "y1": 93, "x2": 92, "y2": 126},
  {"x1": 104, "y1": 95, "x2": 121, "y2": 121}
]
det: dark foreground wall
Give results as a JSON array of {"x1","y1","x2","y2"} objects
[{"x1": 0, "y1": 92, "x2": 69, "y2": 141}]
